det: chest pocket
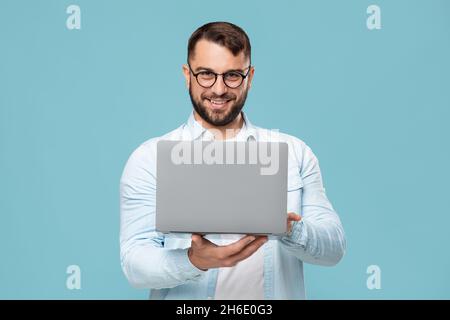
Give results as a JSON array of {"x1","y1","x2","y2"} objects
[{"x1": 287, "y1": 170, "x2": 304, "y2": 215}]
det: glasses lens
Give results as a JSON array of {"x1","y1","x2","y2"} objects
[
  {"x1": 197, "y1": 71, "x2": 216, "y2": 87},
  {"x1": 224, "y1": 72, "x2": 244, "y2": 88}
]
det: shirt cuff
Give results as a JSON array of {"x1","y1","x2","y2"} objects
[
  {"x1": 280, "y1": 219, "x2": 308, "y2": 248},
  {"x1": 168, "y1": 248, "x2": 207, "y2": 280}
]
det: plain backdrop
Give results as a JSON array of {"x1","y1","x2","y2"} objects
[{"x1": 1, "y1": 0, "x2": 449, "y2": 299}]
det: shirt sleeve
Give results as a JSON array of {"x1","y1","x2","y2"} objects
[
  {"x1": 280, "y1": 142, "x2": 347, "y2": 266},
  {"x1": 119, "y1": 141, "x2": 206, "y2": 289}
]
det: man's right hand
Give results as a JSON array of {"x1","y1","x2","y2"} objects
[{"x1": 188, "y1": 234, "x2": 268, "y2": 271}]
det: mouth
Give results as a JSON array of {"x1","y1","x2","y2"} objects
[{"x1": 205, "y1": 98, "x2": 232, "y2": 111}]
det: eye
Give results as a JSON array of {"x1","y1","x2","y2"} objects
[
  {"x1": 197, "y1": 71, "x2": 215, "y2": 79},
  {"x1": 224, "y1": 72, "x2": 243, "y2": 81}
]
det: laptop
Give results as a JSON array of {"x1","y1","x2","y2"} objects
[{"x1": 155, "y1": 140, "x2": 288, "y2": 235}]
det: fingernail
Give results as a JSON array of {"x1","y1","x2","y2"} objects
[{"x1": 249, "y1": 236, "x2": 256, "y2": 242}]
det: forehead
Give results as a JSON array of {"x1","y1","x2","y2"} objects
[{"x1": 190, "y1": 39, "x2": 249, "y2": 72}]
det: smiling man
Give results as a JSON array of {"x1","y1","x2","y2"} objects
[{"x1": 120, "y1": 22, "x2": 346, "y2": 299}]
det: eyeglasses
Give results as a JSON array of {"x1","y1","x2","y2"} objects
[{"x1": 188, "y1": 63, "x2": 251, "y2": 89}]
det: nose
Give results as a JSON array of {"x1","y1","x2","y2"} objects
[{"x1": 211, "y1": 75, "x2": 227, "y2": 96}]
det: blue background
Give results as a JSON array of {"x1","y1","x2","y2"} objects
[{"x1": 1, "y1": 0, "x2": 449, "y2": 299}]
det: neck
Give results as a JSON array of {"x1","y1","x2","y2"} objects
[{"x1": 193, "y1": 111, "x2": 244, "y2": 140}]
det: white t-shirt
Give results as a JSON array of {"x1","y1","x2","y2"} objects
[
  {"x1": 203, "y1": 122, "x2": 265, "y2": 300},
  {"x1": 212, "y1": 234, "x2": 265, "y2": 300}
]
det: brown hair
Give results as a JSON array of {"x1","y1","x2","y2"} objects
[{"x1": 187, "y1": 22, "x2": 251, "y2": 63}]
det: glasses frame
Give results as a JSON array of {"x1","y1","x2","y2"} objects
[{"x1": 187, "y1": 63, "x2": 252, "y2": 89}]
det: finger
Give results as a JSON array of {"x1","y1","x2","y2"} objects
[
  {"x1": 227, "y1": 236, "x2": 268, "y2": 265},
  {"x1": 230, "y1": 236, "x2": 268, "y2": 263},
  {"x1": 221, "y1": 235, "x2": 257, "y2": 256},
  {"x1": 287, "y1": 212, "x2": 301, "y2": 221},
  {"x1": 191, "y1": 234, "x2": 202, "y2": 246},
  {"x1": 287, "y1": 213, "x2": 301, "y2": 233},
  {"x1": 191, "y1": 234, "x2": 218, "y2": 250},
  {"x1": 191, "y1": 234, "x2": 208, "y2": 247}
]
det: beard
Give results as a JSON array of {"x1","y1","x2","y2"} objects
[{"x1": 189, "y1": 85, "x2": 249, "y2": 127}]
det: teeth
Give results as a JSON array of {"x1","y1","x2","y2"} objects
[{"x1": 210, "y1": 99, "x2": 227, "y2": 105}]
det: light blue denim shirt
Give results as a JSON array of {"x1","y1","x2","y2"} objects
[{"x1": 120, "y1": 112, "x2": 346, "y2": 299}]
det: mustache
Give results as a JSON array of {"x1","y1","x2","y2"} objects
[{"x1": 201, "y1": 93, "x2": 236, "y2": 100}]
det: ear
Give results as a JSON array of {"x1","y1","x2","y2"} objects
[
  {"x1": 182, "y1": 64, "x2": 191, "y2": 89},
  {"x1": 246, "y1": 66, "x2": 255, "y2": 90}
]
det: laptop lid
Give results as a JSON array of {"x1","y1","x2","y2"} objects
[{"x1": 155, "y1": 140, "x2": 288, "y2": 235}]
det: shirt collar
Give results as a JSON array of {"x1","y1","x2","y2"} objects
[{"x1": 184, "y1": 111, "x2": 257, "y2": 141}]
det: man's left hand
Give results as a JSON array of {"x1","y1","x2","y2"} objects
[{"x1": 287, "y1": 212, "x2": 301, "y2": 233}]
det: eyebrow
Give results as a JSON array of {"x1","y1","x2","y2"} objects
[{"x1": 193, "y1": 66, "x2": 248, "y2": 74}]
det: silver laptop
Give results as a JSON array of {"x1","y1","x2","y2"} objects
[{"x1": 155, "y1": 140, "x2": 288, "y2": 235}]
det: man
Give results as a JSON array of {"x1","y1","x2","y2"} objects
[{"x1": 120, "y1": 22, "x2": 346, "y2": 299}]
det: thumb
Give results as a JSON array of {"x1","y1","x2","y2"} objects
[
  {"x1": 191, "y1": 234, "x2": 203, "y2": 246},
  {"x1": 287, "y1": 212, "x2": 301, "y2": 221}
]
